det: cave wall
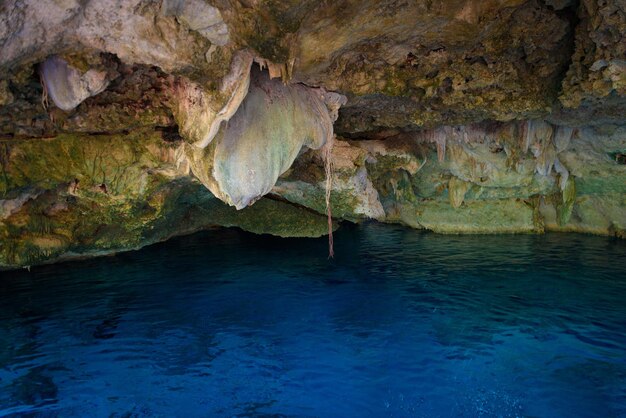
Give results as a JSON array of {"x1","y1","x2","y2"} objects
[{"x1": 0, "y1": 0, "x2": 624, "y2": 268}]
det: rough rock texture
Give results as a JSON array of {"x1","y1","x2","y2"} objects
[
  {"x1": 558, "y1": 0, "x2": 626, "y2": 112},
  {"x1": 40, "y1": 56, "x2": 111, "y2": 111},
  {"x1": 0, "y1": 0, "x2": 625, "y2": 268},
  {"x1": 0, "y1": 131, "x2": 330, "y2": 267},
  {"x1": 185, "y1": 66, "x2": 345, "y2": 208},
  {"x1": 276, "y1": 123, "x2": 625, "y2": 235},
  {"x1": 295, "y1": 0, "x2": 574, "y2": 133}
]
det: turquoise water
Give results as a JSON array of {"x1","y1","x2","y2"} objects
[{"x1": 1, "y1": 224, "x2": 625, "y2": 417}]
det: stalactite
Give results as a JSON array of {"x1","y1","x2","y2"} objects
[
  {"x1": 558, "y1": 175, "x2": 576, "y2": 226},
  {"x1": 522, "y1": 120, "x2": 552, "y2": 154},
  {"x1": 39, "y1": 56, "x2": 109, "y2": 111},
  {"x1": 255, "y1": 58, "x2": 291, "y2": 82},
  {"x1": 534, "y1": 141, "x2": 557, "y2": 176},
  {"x1": 39, "y1": 72, "x2": 49, "y2": 111},
  {"x1": 554, "y1": 157, "x2": 569, "y2": 191},
  {"x1": 523, "y1": 120, "x2": 557, "y2": 176},
  {"x1": 191, "y1": 51, "x2": 254, "y2": 149},
  {"x1": 429, "y1": 127, "x2": 450, "y2": 162},
  {"x1": 448, "y1": 176, "x2": 470, "y2": 208},
  {"x1": 522, "y1": 120, "x2": 532, "y2": 153},
  {"x1": 461, "y1": 125, "x2": 485, "y2": 143},
  {"x1": 554, "y1": 126, "x2": 574, "y2": 153},
  {"x1": 184, "y1": 65, "x2": 347, "y2": 210}
]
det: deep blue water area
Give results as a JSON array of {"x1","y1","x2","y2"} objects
[{"x1": 1, "y1": 224, "x2": 625, "y2": 417}]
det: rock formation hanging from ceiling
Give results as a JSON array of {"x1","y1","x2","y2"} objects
[{"x1": 0, "y1": 0, "x2": 624, "y2": 268}]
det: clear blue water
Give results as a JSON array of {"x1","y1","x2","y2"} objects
[{"x1": 1, "y1": 224, "x2": 625, "y2": 417}]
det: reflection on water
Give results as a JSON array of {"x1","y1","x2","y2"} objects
[{"x1": 0, "y1": 224, "x2": 625, "y2": 417}]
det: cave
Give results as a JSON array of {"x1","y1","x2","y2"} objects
[{"x1": 0, "y1": 0, "x2": 625, "y2": 416}]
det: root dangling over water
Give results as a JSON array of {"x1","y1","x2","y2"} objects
[{"x1": 322, "y1": 136, "x2": 335, "y2": 258}]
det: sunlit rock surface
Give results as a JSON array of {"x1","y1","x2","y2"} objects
[{"x1": 0, "y1": 0, "x2": 624, "y2": 268}]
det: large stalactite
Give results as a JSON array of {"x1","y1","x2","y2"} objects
[{"x1": 184, "y1": 65, "x2": 346, "y2": 209}]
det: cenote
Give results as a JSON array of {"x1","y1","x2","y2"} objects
[
  {"x1": 2, "y1": 0, "x2": 626, "y2": 416},
  {"x1": 1, "y1": 224, "x2": 625, "y2": 417}
]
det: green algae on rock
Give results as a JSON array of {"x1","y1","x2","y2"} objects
[
  {"x1": 0, "y1": 0, "x2": 625, "y2": 268},
  {"x1": 272, "y1": 122, "x2": 625, "y2": 236},
  {"x1": 0, "y1": 132, "x2": 329, "y2": 269}
]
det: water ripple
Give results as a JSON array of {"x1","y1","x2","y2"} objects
[{"x1": 0, "y1": 224, "x2": 625, "y2": 417}]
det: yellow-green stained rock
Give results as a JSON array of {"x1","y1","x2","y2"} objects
[
  {"x1": 558, "y1": 176, "x2": 577, "y2": 226},
  {"x1": 448, "y1": 177, "x2": 470, "y2": 208},
  {"x1": 0, "y1": 0, "x2": 625, "y2": 270},
  {"x1": 413, "y1": 199, "x2": 537, "y2": 235},
  {"x1": 274, "y1": 122, "x2": 625, "y2": 238},
  {"x1": 0, "y1": 132, "x2": 330, "y2": 269}
]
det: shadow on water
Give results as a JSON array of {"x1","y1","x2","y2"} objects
[{"x1": 0, "y1": 223, "x2": 625, "y2": 417}]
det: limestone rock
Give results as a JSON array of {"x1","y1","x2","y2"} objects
[
  {"x1": 0, "y1": 131, "x2": 330, "y2": 269},
  {"x1": 161, "y1": 0, "x2": 229, "y2": 46},
  {"x1": 172, "y1": 50, "x2": 254, "y2": 148},
  {"x1": 40, "y1": 56, "x2": 110, "y2": 111},
  {"x1": 0, "y1": 0, "x2": 624, "y2": 269},
  {"x1": 557, "y1": 0, "x2": 626, "y2": 123},
  {"x1": 185, "y1": 66, "x2": 346, "y2": 209}
]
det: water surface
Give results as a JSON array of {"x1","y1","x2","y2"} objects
[{"x1": 1, "y1": 224, "x2": 625, "y2": 417}]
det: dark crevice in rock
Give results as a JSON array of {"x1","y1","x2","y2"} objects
[
  {"x1": 156, "y1": 125, "x2": 183, "y2": 142},
  {"x1": 610, "y1": 152, "x2": 626, "y2": 164},
  {"x1": 551, "y1": 0, "x2": 582, "y2": 98}
]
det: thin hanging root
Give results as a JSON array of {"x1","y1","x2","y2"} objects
[
  {"x1": 39, "y1": 71, "x2": 54, "y2": 123},
  {"x1": 322, "y1": 136, "x2": 335, "y2": 258},
  {"x1": 39, "y1": 71, "x2": 49, "y2": 112}
]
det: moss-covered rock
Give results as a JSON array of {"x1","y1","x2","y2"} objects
[
  {"x1": 0, "y1": 0, "x2": 625, "y2": 270},
  {"x1": 0, "y1": 132, "x2": 330, "y2": 269},
  {"x1": 273, "y1": 122, "x2": 625, "y2": 237}
]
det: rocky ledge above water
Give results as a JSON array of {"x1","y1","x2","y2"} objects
[{"x1": 0, "y1": 0, "x2": 625, "y2": 268}]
